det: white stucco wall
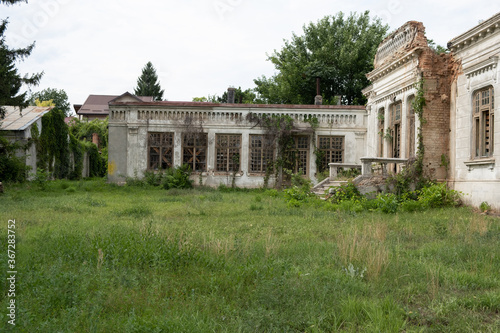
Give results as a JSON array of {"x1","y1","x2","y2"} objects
[
  {"x1": 449, "y1": 17, "x2": 500, "y2": 209},
  {"x1": 108, "y1": 101, "x2": 367, "y2": 187}
]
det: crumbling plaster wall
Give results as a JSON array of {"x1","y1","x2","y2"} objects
[{"x1": 365, "y1": 21, "x2": 452, "y2": 180}]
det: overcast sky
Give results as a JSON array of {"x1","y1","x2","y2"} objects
[{"x1": 3, "y1": 0, "x2": 500, "y2": 111}]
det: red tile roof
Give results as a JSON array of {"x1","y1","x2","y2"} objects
[{"x1": 77, "y1": 94, "x2": 153, "y2": 116}]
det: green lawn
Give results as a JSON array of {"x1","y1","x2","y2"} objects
[{"x1": 1, "y1": 179, "x2": 499, "y2": 332}]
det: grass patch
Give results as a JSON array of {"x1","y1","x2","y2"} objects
[{"x1": 0, "y1": 180, "x2": 499, "y2": 332}]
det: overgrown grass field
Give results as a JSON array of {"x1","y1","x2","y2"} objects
[{"x1": 1, "y1": 179, "x2": 499, "y2": 332}]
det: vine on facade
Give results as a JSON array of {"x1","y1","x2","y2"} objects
[{"x1": 247, "y1": 113, "x2": 319, "y2": 188}]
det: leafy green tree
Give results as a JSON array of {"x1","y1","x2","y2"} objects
[
  {"x1": 134, "y1": 61, "x2": 164, "y2": 101},
  {"x1": 193, "y1": 87, "x2": 263, "y2": 104},
  {"x1": 0, "y1": 15, "x2": 43, "y2": 118},
  {"x1": 254, "y1": 11, "x2": 388, "y2": 105},
  {"x1": 216, "y1": 87, "x2": 262, "y2": 104},
  {"x1": 28, "y1": 88, "x2": 71, "y2": 116}
]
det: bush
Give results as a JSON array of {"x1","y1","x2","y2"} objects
[
  {"x1": 480, "y1": 201, "x2": 491, "y2": 212},
  {"x1": 329, "y1": 182, "x2": 362, "y2": 204},
  {"x1": 418, "y1": 183, "x2": 461, "y2": 208},
  {"x1": 31, "y1": 168, "x2": 49, "y2": 190},
  {"x1": 399, "y1": 199, "x2": 424, "y2": 212},
  {"x1": 144, "y1": 170, "x2": 163, "y2": 186},
  {"x1": 0, "y1": 134, "x2": 29, "y2": 183},
  {"x1": 374, "y1": 193, "x2": 399, "y2": 214},
  {"x1": 161, "y1": 165, "x2": 193, "y2": 190}
]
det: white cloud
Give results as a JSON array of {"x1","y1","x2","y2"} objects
[{"x1": 3, "y1": 0, "x2": 500, "y2": 107}]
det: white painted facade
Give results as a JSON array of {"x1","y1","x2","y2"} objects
[
  {"x1": 448, "y1": 13, "x2": 500, "y2": 209},
  {"x1": 107, "y1": 94, "x2": 366, "y2": 188}
]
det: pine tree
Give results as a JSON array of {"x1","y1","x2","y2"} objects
[
  {"x1": 0, "y1": 2, "x2": 43, "y2": 119},
  {"x1": 134, "y1": 61, "x2": 164, "y2": 101}
]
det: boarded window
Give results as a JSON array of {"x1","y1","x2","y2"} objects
[
  {"x1": 249, "y1": 135, "x2": 274, "y2": 173},
  {"x1": 473, "y1": 87, "x2": 494, "y2": 158},
  {"x1": 318, "y1": 136, "x2": 344, "y2": 172},
  {"x1": 148, "y1": 132, "x2": 173, "y2": 170},
  {"x1": 183, "y1": 133, "x2": 207, "y2": 172},
  {"x1": 216, "y1": 134, "x2": 241, "y2": 172}
]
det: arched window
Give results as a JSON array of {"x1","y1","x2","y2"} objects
[{"x1": 473, "y1": 87, "x2": 494, "y2": 158}]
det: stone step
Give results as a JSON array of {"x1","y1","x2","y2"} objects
[{"x1": 312, "y1": 180, "x2": 348, "y2": 196}]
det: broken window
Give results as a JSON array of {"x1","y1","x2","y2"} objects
[
  {"x1": 216, "y1": 134, "x2": 241, "y2": 172},
  {"x1": 182, "y1": 133, "x2": 207, "y2": 172},
  {"x1": 249, "y1": 135, "x2": 275, "y2": 173},
  {"x1": 407, "y1": 97, "x2": 416, "y2": 157},
  {"x1": 286, "y1": 136, "x2": 310, "y2": 176},
  {"x1": 148, "y1": 132, "x2": 174, "y2": 170},
  {"x1": 318, "y1": 136, "x2": 344, "y2": 172},
  {"x1": 473, "y1": 87, "x2": 494, "y2": 158},
  {"x1": 378, "y1": 108, "x2": 385, "y2": 157},
  {"x1": 389, "y1": 102, "x2": 402, "y2": 158}
]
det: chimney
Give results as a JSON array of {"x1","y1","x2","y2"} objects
[
  {"x1": 227, "y1": 87, "x2": 236, "y2": 103},
  {"x1": 314, "y1": 77, "x2": 322, "y2": 105}
]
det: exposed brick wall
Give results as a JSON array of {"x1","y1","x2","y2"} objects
[{"x1": 419, "y1": 50, "x2": 453, "y2": 180}]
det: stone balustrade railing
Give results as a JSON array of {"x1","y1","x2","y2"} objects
[
  {"x1": 328, "y1": 163, "x2": 362, "y2": 179},
  {"x1": 110, "y1": 108, "x2": 364, "y2": 127},
  {"x1": 360, "y1": 157, "x2": 408, "y2": 177}
]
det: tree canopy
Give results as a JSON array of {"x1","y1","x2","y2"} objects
[
  {"x1": 193, "y1": 87, "x2": 262, "y2": 104},
  {"x1": 28, "y1": 88, "x2": 71, "y2": 116},
  {"x1": 254, "y1": 11, "x2": 389, "y2": 105},
  {"x1": 0, "y1": 18, "x2": 43, "y2": 118},
  {"x1": 134, "y1": 61, "x2": 164, "y2": 101}
]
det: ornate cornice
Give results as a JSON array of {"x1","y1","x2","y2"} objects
[
  {"x1": 372, "y1": 83, "x2": 417, "y2": 106},
  {"x1": 367, "y1": 51, "x2": 421, "y2": 82},
  {"x1": 448, "y1": 12, "x2": 500, "y2": 53},
  {"x1": 464, "y1": 56, "x2": 498, "y2": 78}
]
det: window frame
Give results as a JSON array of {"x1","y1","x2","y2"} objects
[
  {"x1": 148, "y1": 132, "x2": 174, "y2": 170},
  {"x1": 249, "y1": 134, "x2": 275, "y2": 174},
  {"x1": 317, "y1": 135, "x2": 345, "y2": 172},
  {"x1": 389, "y1": 102, "x2": 402, "y2": 158},
  {"x1": 472, "y1": 86, "x2": 494, "y2": 159},
  {"x1": 182, "y1": 132, "x2": 208, "y2": 173},
  {"x1": 286, "y1": 136, "x2": 310, "y2": 176},
  {"x1": 215, "y1": 134, "x2": 242, "y2": 172}
]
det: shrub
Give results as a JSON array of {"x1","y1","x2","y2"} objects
[
  {"x1": 375, "y1": 193, "x2": 399, "y2": 214},
  {"x1": 399, "y1": 199, "x2": 424, "y2": 212},
  {"x1": 31, "y1": 168, "x2": 49, "y2": 191},
  {"x1": 329, "y1": 182, "x2": 362, "y2": 204},
  {"x1": 0, "y1": 134, "x2": 29, "y2": 182},
  {"x1": 418, "y1": 183, "x2": 461, "y2": 208},
  {"x1": 144, "y1": 170, "x2": 163, "y2": 186},
  {"x1": 479, "y1": 201, "x2": 491, "y2": 212},
  {"x1": 162, "y1": 164, "x2": 193, "y2": 190}
]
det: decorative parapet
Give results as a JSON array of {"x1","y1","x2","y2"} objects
[
  {"x1": 110, "y1": 106, "x2": 365, "y2": 127},
  {"x1": 374, "y1": 22, "x2": 419, "y2": 68}
]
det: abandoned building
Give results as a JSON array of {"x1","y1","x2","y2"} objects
[
  {"x1": 0, "y1": 105, "x2": 53, "y2": 175},
  {"x1": 74, "y1": 94, "x2": 154, "y2": 120},
  {"x1": 107, "y1": 13, "x2": 500, "y2": 209},
  {"x1": 107, "y1": 92, "x2": 366, "y2": 187},
  {"x1": 363, "y1": 13, "x2": 500, "y2": 209},
  {"x1": 447, "y1": 13, "x2": 500, "y2": 208}
]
